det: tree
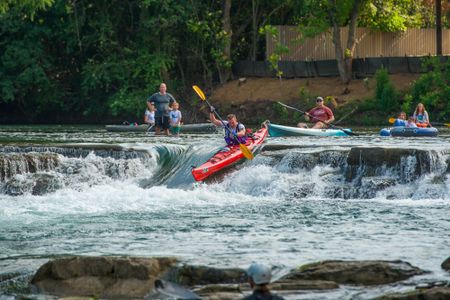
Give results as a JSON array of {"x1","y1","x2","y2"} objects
[
  {"x1": 0, "y1": 0, "x2": 54, "y2": 16},
  {"x1": 299, "y1": 0, "x2": 430, "y2": 84}
]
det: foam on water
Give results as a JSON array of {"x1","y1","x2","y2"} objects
[{"x1": 1, "y1": 126, "x2": 450, "y2": 298}]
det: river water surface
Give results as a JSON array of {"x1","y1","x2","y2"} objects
[{"x1": 0, "y1": 125, "x2": 449, "y2": 299}]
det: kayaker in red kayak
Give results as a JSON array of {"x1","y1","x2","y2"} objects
[
  {"x1": 209, "y1": 107, "x2": 247, "y2": 146},
  {"x1": 297, "y1": 96, "x2": 335, "y2": 129}
]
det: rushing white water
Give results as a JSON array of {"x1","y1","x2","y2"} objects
[{"x1": 0, "y1": 125, "x2": 449, "y2": 298}]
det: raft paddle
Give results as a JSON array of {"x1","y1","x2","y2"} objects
[
  {"x1": 192, "y1": 85, "x2": 254, "y2": 160},
  {"x1": 388, "y1": 117, "x2": 450, "y2": 127},
  {"x1": 277, "y1": 101, "x2": 358, "y2": 136}
]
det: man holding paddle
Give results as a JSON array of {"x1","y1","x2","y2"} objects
[
  {"x1": 297, "y1": 96, "x2": 335, "y2": 129},
  {"x1": 209, "y1": 109, "x2": 247, "y2": 146}
]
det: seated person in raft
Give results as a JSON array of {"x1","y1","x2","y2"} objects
[
  {"x1": 406, "y1": 116, "x2": 418, "y2": 128},
  {"x1": 393, "y1": 111, "x2": 407, "y2": 126},
  {"x1": 413, "y1": 103, "x2": 431, "y2": 128},
  {"x1": 209, "y1": 108, "x2": 247, "y2": 146},
  {"x1": 297, "y1": 96, "x2": 335, "y2": 129}
]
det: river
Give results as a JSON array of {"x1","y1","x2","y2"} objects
[{"x1": 0, "y1": 125, "x2": 449, "y2": 299}]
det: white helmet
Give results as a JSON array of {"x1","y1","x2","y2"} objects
[{"x1": 247, "y1": 262, "x2": 272, "y2": 285}]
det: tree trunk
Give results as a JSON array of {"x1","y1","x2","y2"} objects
[
  {"x1": 329, "y1": 0, "x2": 364, "y2": 84},
  {"x1": 219, "y1": 0, "x2": 232, "y2": 83},
  {"x1": 436, "y1": 0, "x2": 442, "y2": 55},
  {"x1": 328, "y1": 1, "x2": 347, "y2": 83},
  {"x1": 251, "y1": 0, "x2": 258, "y2": 61}
]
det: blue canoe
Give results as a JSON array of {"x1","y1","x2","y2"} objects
[
  {"x1": 380, "y1": 127, "x2": 438, "y2": 137},
  {"x1": 268, "y1": 123, "x2": 351, "y2": 137}
]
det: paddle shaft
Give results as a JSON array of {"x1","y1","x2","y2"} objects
[
  {"x1": 431, "y1": 122, "x2": 450, "y2": 127},
  {"x1": 277, "y1": 101, "x2": 356, "y2": 136}
]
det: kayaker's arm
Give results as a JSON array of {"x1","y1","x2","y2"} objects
[
  {"x1": 325, "y1": 115, "x2": 335, "y2": 124},
  {"x1": 209, "y1": 112, "x2": 223, "y2": 126}
]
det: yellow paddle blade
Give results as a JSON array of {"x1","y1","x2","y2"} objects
[
  {"x1": 239, "y1": 143, "x2": 254, "y2": 160},
  {"x1": 388, "y1": 117, "x2": 395, "y2": 124},
  {"x1": 192, "y1": 85, "x2": 206, "y2": 101}
]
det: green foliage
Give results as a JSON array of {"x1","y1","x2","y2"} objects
[
  {"x1": 259, "y1": 25, "x2": 289, "y2": 77},
  {"x1": 272, "y1": 102, "x2": 289, "y2": 122},
  {"x1": 0, "y1": 0, "x2": 445, "y2": 123},
  {"x1": 401, "y1": 94, "x2": 413, "y2": 115},
  {"x1": 297, "y1": 86, "x2": 312, "y2": 103},
  {"x1": 0, "y1": 0, "x2": 54, "y2": 17},
  {"x1": 409, "y1": 57, "x2": 450, "y2": 120},
  {"x1": 108, "y1": 88, "x2": 148, "y2": 119},
  {"x1": 359, "y1": 0, "x2": 426, "y2": 31},
  {"x1": 187, "y1": 8, "x2": 232, "y2": 71},
  {"x1": 375, "y1": 67, "x2": 398, "y2": 112}
]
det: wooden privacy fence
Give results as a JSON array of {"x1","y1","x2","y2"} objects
[{"x1": 267, "y1": 26, "x2": 450, "y2": 61}]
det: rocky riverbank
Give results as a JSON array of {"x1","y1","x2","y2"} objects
[{"x1": 3, "y1": 255, "x2": 446, "y2": 299}]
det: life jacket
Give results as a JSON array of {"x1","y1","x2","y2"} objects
[
  {"x1": 224, "y1": 123, "x2": 248, "y2": 145},
  {"x1": 393, "y1": 119, "x2": 406, "y2": 127},
  {"x1": 416, "y1": 123, "x2": 428, "y2": 128}
]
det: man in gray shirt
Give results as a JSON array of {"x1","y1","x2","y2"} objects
[{"x1": 147, "y1": 83, "x2": 176, "y2": 135}]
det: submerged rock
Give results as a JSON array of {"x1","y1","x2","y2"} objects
[
  {"x1": 31, "y1": 256, "x2": 177, "y2": 299},
  {"x1": 32, "y1": 173, "x2": 62, "y2": 195},
  {"x1": 345, "y1": 147, "x2": 445, "y2": 182},
  {"x1": 373, "y1": 286, "x2": 450, "y2": 300},
  {"x1": 442, "y1": 257, "x2": 450, "y2": 272},
  {"x1": 282, "y1": 260, "x2": 426, "y2": 286},
  {"x1": 164, "y1": 265, "x2": 246, "y2": 286}
]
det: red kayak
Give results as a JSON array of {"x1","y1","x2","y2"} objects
[{"x1": 192, "y1": 125, "x2": 268, "y2": 181}]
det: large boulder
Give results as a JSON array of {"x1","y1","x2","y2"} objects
[
  {"x1": 282, "y1": 260, "x2": 426, "y2": 286},
  {"x1": 31, "y1": 256, "x2": 177, "y2": 299}
]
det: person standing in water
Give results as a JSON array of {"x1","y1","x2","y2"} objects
[
  {"x1": 147, "y1": 83, "x2": 176, "y2": 135},
  {"x1": 169, "y1": 102, "x2": 182, "y2": 136},
  {"x1": 144, "y1": 102, "x2": 156, "y2": 127}
]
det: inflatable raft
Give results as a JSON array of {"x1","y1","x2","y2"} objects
[{"x1": 380, "y1": 127, "x2": 438, "y2": 137}]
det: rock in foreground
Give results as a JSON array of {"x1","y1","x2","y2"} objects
[
  {"x1": 31, "y1": 256, "x2": 177, "y2": 299},
  {"x1": 283, "y1": 260, "x2": 426, "y2": 285}
]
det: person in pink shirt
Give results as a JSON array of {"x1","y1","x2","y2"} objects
[{"x1": 297, "y1": 96, "x2": 335, "y2": 129}]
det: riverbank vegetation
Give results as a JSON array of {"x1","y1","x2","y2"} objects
[{"x1": 0, "y1": 0, "x2": 448, "y2": 124}]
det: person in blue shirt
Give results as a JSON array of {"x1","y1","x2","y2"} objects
[
  {"x1": 393, "y1": 111, "x2": 407, "y2": 127},
  {"x1": 169, "y1": 102, "x2": 182, "y2": 136}
]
